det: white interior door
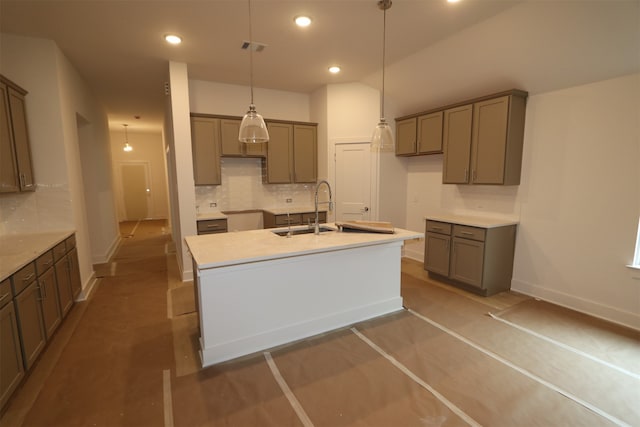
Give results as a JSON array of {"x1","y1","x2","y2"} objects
[
  {"x1": 335, "y1": 143, "x2": 371, "y2": 222},
  {"x1": 120, "y1": 163, "x2": 150, "y2": 220}
]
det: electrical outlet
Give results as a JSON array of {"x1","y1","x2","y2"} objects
[
  {"x1": 210, "y1": 202, "x2": 217, "y2": 207},
  {"x1": 286, "y1": 198, "x2": 293, "y2": 203}
]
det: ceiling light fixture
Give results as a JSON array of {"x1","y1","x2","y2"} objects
[
  {"x1": 328, "y1": 65, "x2": 341, "y2": 74},
  {"x1": 295, "y1": 15, "x2": 312, "y2": 27},
  {"x1": 164, "y1": 34, "x2": 182, "y2": 45},
  {"x1": 371, "y1": 0, "x2": 394, "y2": 152},
  {"x1": 239, "y1": 0, "x2": 269, "y2": 144},
  {"x1": 123, "y1": 124, "x2": 133, "y2": 152}
]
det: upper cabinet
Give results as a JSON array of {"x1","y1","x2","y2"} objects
[
  {"x1": 190, "y1": 115, "x2": 221, "y2": 186},
  {"x1": 220, "y1": 118, "x2": 266, "y2": 158},
  {"x1": 1, "y1": 75, "x2": 35, "y2": 193},
  {"x1": 395, "y1": 111, "x2": 444, "y2": 156},
  {"x1": 263, "y1": 122, "x2": 317, "y2": 184},
  {"x1": 443, "y1": 91, "x2": 527, "y2": 185}
]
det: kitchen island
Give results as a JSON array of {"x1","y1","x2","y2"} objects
[{"x1": 185, "y1": 224, "x2": 422, "y2": 367}]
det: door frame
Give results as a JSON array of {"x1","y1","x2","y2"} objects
[{"x1": 331, "y1": 138, "x2": 380, "y2": 222}]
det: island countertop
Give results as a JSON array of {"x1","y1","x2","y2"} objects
[{"x1": 185, "y1": 223, "x2": 423, "y2": 270}]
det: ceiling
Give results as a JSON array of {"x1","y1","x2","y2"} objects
[
  {"x1": 0, "y1": 0, "x2": 524, "y2": 131},
  {"x1": 1, "y1": 1, "x2": 638, "y2": 133}
]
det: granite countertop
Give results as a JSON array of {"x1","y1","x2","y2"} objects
[
  {"x1": 262, "y1": 206, "x2": 326, "y2": 215},
  {"x1": 0, "y1": 230, "x2": 75, "y2": 281},
  {"x1": 197, "y1": 212, "x2": 228, "y2": 221},
  {"x1": 185, "y1": 223, "x2": 423, "y2": 270},
  {"x1": 425, "y1": 214, "x2": 519, "y2": 228}
]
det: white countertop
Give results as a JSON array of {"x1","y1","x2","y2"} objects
[
  {"x1": 263, "y1": 206, "x2": 326, "y2": 215},
  {"x1": 425, "y1": 214, "x2": 519, "y2": 228},
  {"x1": 197, "y1": 212, "x2": 228, "y2": 221},
  {"x1": 0, "y1": 230, "x2": 74, "y2": 281},
  {"x1": 186, "y1": 223, "x2": 423, "y2": 270}
]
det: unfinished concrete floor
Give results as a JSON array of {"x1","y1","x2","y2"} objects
[{"x1": 2, "y1": 219, "x2": 638, "y2": 426}]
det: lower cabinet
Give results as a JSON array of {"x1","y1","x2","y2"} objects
[
  {"x1": 14, "y1": 281, "x2": 46, "y2": 370},
  {"x1": 196, "y1": 218, "x2": 228, "y2": 235},
  {"x1": 424, "y1": 219, "x2": 517, "y2": 296},
  {"x1": 55, "y1": 255, "x2": 74, "y2": 318},
  {"x1": 0, "y1": 294, "x2": 24, "y2": 410},
  {"x1": 263, "y1": 210, "x2": 326, "y2": 229}
]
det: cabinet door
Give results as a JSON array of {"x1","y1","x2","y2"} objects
[
  {"x1": 450, "y1": 237, "x2": 484, "y2": 289},
  {"x1": 395, "y1": 117, "x2": 417, "y2": 156},
  {"x1": 442, "y1": 104, "x2": 473, "y2": 184},
  {"x1": 68, "y1": 248, "x2": 82, "y2": 299},
  {"x1": 7, "y1": 87, "x2": 35, "y2": 191},
  {"x1": 219, "y1": 118, "x2": 243, "y2": 156},
  {"x1": 471, "y1": 96, "x2": 509, "y2": 184},
  {"x1": 265, "y1": 123, "x2": 293, "y2": 183},
  {"x1": 417, "y1": 111, "x2": 443, "y2": 154},
  {"x1": 38, "y1": 267, "x2": 61, "y2": 339},
  {"x1": 190, "y1": 117, "x2": 221, "y2": 185},
  {"x1": 55, "y1": 256, "x2": 74, "y2": 318},
  {"x1": 0, "y1": 301, "x2": 25, "y2": 409},
  {"x1": 293, "y1": 124, "x2": 317, "y2": 183},
  {"x1": 424, "y1": 232, "x2": 451, "y2": 277},
  {"x1": 0, "y1": 82, "x2": 19, "y2": 193},
  {"x1": 14, "y1": 281, "x2": 46, "y2": 370}
]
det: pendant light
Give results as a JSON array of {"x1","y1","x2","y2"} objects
[
  {"x1": 371, "y1": 0, "x2": 394, "y2": 152},
  {"x1": 123, "y1": 124, "x2": 133, "y2": 152},
  {"x1": 238, "y1": 0, "x2": 269, "y2": 144}
]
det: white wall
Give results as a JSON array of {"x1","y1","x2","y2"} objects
[
  {"x1": 109, "y1": 129, "x2": 169, "y2": 221},
  {"x1": 0, "y1": 33, "x2": 117, "y2": 295},
  {"x1": 403, "y1": 74, "x2": 640, "y2": 329}
]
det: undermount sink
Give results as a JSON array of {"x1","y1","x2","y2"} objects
[{"x1": 272, "y1": 226, "x2": 336, "y2": 237}]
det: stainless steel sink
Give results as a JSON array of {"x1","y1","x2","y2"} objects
[{"x1": 272, "y1": 226, "x2": 336, "y2": 237}]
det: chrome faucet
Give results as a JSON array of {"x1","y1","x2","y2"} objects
[{"x1": 314, "y1": 180, "x2": 333, "y2": 235}]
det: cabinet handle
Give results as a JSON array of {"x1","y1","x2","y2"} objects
[
  {"x1": 431, "y1": 227, "x2": 443, "y2": 231},
  {"x1": 206, "y1": 225, "x2": 221, "y2": 229},
  {"x1": 464, "y1": 168, "x2": 468, "y2": 182},
  {"x1": 41, "y1": 280, "x2": 47, "y2": 298},
  {"x1": 472, "y1": 170, "x2": 477, "y2": 182},
  {"x1": 23, "y1": 273, "x2": 36, "y2": 282},
  {"x1": 461, "y1": 231, "x2": 474, "y2": 236},
  {"x1": 0, "y1": 293, "x2": 9, "y2": 303},
  {"x1": 36, "y1": 285, "x2": 44, "y2": 301}
]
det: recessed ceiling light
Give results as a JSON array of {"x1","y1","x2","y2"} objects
[
  {"x1": 447, "y1": 0, "x2": 461, "y2": 3},
  {"x1": 164, "y1": 34, "x2": 182, "y2": 45},
  {"x1": 328, "y1": 66, "x2": 341, "y2": 74},
  {"x1": 294, "y1": 16, "x2": 312, "y2": 27}
]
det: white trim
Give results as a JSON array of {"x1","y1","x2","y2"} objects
[
  {"x1": 92, "y1": 234, "x2": 121, "y2": 264},
  {"x1": 76, "y1": 271, "x2": 98, "y2": 301},
  {"x1": 511, "y1": 278, "x2": 640, "y2": 331}
]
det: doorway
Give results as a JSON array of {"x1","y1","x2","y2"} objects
[
  {"x1": 118, "y1": 162, "x2": 150, "y2": 220},
  {"x1": 334, "y1": 143, "x2": 372, "y2": 222}
]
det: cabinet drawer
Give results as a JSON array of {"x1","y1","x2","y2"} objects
[
  {"x1": 197, "y1": 219, "x2": 228, "y2": 234},
  {"x1": 0, "y1": 278, "x2": 12, "y2": 308},
  {"x1": 301, "y1": 212, "x2": 326, "y2": 225},
  {"x1": 36, "y1": 250, "x2": 54, "y2": 275},
  {"x1": 53, "y1": 241, "x2": 67, "y2": 262},
  {"x1": 453, "y1": 225, "x2": 485, "y2": 241},
  {"x1": 274, "y1": 214, "x2": 301, "y2": 226},
  {"x1": 11, "y1": 262, "x2": 36, "y2": 295},
  {"x1": 426, "y1": 221, "x2": 452, "y2": 235},
  {"x1": 65, "y1": 234, "x2": 76, "y2": 251}
]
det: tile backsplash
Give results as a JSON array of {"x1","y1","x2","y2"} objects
[{"x1": 195, "y1": 158, "x2": 317, "y2": 213}]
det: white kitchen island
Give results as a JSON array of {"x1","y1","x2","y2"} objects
[{"x1": 185, "y1": 224, "x2": 423, "y2": 367}]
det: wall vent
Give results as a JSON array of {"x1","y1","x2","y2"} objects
[{"x1": 241, "y1": 41, "x2": 267, "y2": 52}]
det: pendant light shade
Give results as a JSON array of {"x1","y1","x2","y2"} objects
[
  {"x1": 239, "y1": 104, "x2": 269, "y2": 143},
  {"x1": 239, "y1": 0, "x2": 269, "y2": 144},
  {"x1": 371, "y1": 0, "x2": 394, "y2": 152}
]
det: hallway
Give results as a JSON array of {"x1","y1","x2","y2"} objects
[{"x1": 2, "y1": 220, "x2": 638, "y2": 426}]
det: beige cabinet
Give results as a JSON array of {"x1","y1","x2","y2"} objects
[
  {"x1": 36, "y1": 251, "x2": 61, "y2": 340},
  {"x1": 55, "y1": 255, "x2": 74, "y2": 318},
  {"x1": 68, "y1": 247, "x2": 82, "y2": 299},
  {"x1": 0, "y1": 279, "x2": 24, "y2": 410},
  {"x1": 220, "y1": 118, "x2": 266, "y2": 157},
  {"x1": 196, "y1": 218, "x2": 228, "y2": 235},
  {"x1": 443, "y1": 91, "x2": 527, "y2": 185},
  {"x1": 14, "y1": 278, "x2": 46, "y2": 370},
  {"x1": 396, "y1": 111, "x2": 443, "y2": 156},
  {"x1": 190, "y1": 115, "x2": 221, "y2": 185},
  {"x1": 263, "y1": 210, "x2": 326, "y2": 229},
  {"x1": 424, "y1": 220, "x2": 517, "y2": 296},
  {"x1": 442, "y1": 104, "x2": 473, "y2": 183},
  {"x1": 0, "y1": 75, "x2": 35, "y2": 193},
  {"x1": 263, "y1": 122, "x2": 317, "y2": 184}
]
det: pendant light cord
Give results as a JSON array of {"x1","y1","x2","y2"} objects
[
  {"x1": 248, "y1": 0, "x2": 255, "y2": 105},
  {"x1": 381, "y1": 2, "x2": 386, "y2": 120}
]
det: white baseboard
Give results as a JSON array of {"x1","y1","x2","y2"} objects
[
  {"x1": 511, "y1": 278, "x2": 640, "y2": 331},
  {"x1": 76, "y1": 271, "x2": 98, "y2": 301},
  {"x1": 92, "y1": 235, "x2": 122, "y2": 264}
]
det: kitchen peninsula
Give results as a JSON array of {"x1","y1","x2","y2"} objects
[{"x1": 185, "y1": 224, "x2": 422, "y2": 367}]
